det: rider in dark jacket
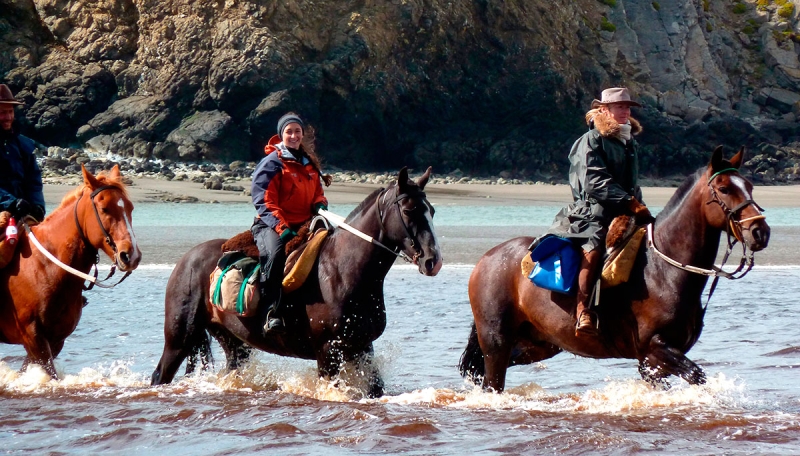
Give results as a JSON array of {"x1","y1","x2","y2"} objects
[
  {"x1": 544, "y1": 88, "x2": 654, "y2": 336},
  {"x1": 0, "y1": 84, "x2": 45, "y2": 222}
]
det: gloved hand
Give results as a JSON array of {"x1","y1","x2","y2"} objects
[
  {"x1": 30, "y1": 205, "x2": 45, "y2": 222},
  {"x1": 13, "y1": 198, "x2": 31, "y2": 218},
  {"x1": 280, "y1": 229, "x2": 297, "y2": 242},
  {"x1": 628, "y1": 196, "x2": 655, "y2": 225},
  {"x1": 313, "y1": 203, "x2": 328, "y2": 214}
]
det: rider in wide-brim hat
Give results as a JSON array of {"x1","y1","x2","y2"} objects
[
  {"x1": 536, "y1": 86, "x2": 653, "y2": 337},
  {"x1": 0, "y1": 84, "x2": 24, "y2": 106}
]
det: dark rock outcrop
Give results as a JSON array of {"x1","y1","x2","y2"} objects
[{"x1": 3, "y1": 0, "x2": 800, "y2": 180}]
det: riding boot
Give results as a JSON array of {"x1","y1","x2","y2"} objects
[
  {"x1": 262, "y1": 280, "x2": 285, "y2": 334},
  {"x1": 575, "y1": 248, "x2": 602, "y2": 336}
]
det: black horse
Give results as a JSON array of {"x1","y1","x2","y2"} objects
[{"x1": 151, "y1": 168, "x2": 442, "y2": 397}]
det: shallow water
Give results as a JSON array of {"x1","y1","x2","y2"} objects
[{"x1": 0, "y1": 203, "x2": 798, "y2": 455}]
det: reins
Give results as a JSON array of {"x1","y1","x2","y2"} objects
[
  {"x1": 647, "y1": 168, "x2": 766, "y2": 305},
  {"x1": 26, "y1": 185, "x2": 131, "y2": 290}
]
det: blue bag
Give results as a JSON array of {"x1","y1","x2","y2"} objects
[{"x1": 528, "y1": 235, "x2": 580, "y2": 294}]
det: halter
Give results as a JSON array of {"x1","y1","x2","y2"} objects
[
  {"x1": 25, "y1": 185, "x2": 131, "y2": 290},
  {"x1": 374, "y1": 185, "x2": 435, "y2": 263},
  {"x1": 647, "y1": 168, "x2": 767, "y2": 305}
]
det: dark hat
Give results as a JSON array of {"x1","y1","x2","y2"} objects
[
  {"x1": 0, "y1": 84, "x2": 23, "y2": 106},
  {"x1": 591, "y1": 87, "x2": 641, "y2": 109},
  {"x1": 277, "y1": 113, "x2": 304, "y2": 137}
]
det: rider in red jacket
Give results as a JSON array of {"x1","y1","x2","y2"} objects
[{"x1": 251, "y1": 113, "x2": 329, "y2": 333}]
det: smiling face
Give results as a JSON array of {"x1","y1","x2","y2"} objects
[
  {"x1": 601, "y1": 102, "x2": 631, "y2": 125},
  {"x1": 281, "y1": 122, "x2": 304, "y2": 149},
  {"x1": 0, "y1": 104, "x2": 15, "y2": 131}
]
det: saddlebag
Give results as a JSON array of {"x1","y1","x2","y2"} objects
[
  {"x1": 527, "y1": 235, "x2": 580, "y2": 294},
  {"x1": 209, "y1": 251, "x2": 260, "y2": 317}
]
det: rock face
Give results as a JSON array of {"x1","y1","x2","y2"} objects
[{"x1": 3, "y1": 0, "x2": 800, "y2": 181}]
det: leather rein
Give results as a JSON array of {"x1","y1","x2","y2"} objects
[
  {"x1": 25, "y1": 185, "x2": 131, "y2": 290},
  {"x1": 646, "y1": 168, "x2": 766, "y2": 304}
]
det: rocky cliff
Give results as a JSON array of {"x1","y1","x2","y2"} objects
[{"x1": 2, "y1": 0, "x2": 800, "y2": 181}]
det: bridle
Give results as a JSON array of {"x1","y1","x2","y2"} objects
[
  {"x1": 375, "y1": 184, "x2": 435, "y2": 264},
  {"x1": 26, "y1": 185, "x2": 131, "y2": 290},
  {"x1": 647, "y1": 168, "x2": 766, "y2": 304},
  {"x1": 706, "y1": 168, "x2": 766, "y2": 244}
]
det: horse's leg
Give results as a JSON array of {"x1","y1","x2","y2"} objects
[
  {"x1": 314, "y1": 339, "x2": 383, "y2": 398},
  {"x1": 152, "y1": 265, "x2": 210, "y2": 386},
  {"x1": 20, "y1": 327, "x2": 58, "y2": 379},
  {"x1": 642, "y1": 334, "x2": 706, "y2": 386},
  {"x1": 476, "y1": 321, "x2": 515, "y2": 393},
  {"x1": 208, "y1": 327, "x2": 253, "y2": 373},
  {"x1": 353, "y1": 343, "x2": 383, "y2": 398},
  {"x1": 638, "y1": 359, "x2": 671, "y2": 390},
  {"x1": 185, "y1": 331, "x2": 214, "y2": 376}
]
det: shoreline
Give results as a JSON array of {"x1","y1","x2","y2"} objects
[{"x1": 43, "y1": 176, "x2": 800, "y2": 208}]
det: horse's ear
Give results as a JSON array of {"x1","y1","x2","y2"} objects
[
  {"x1": 108, "y1": 164, "x2": 122, "y2": 180},
  {"x1": 417, "y1": 166, "x2": 432, "y2": 190},
  {"x1": 81, "y1": 164, "x2": 102, "y2": 189},
  {"x1": 709, "y1": 145, "x2": 724, "y2": 172},
  {"x1": 398, "y1": 167, "x2": 409, "y2": 190},
  {"x1": 729, "y1": 146, "x2": 745, "y2": 169}
]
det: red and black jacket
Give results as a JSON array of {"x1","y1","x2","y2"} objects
[{"x1": 250, "y1": 135, "x2": 327, "y2": 236}]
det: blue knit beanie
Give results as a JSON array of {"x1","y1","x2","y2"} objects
[{"x1": 277, "y1": 114, "x2": 304, "y2": 138}]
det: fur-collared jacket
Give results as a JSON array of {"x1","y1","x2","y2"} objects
[{"x1": 543, "y1": 109, "x2": 644, "y2": 252}]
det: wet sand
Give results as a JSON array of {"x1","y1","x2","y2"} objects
[
  {"x1": 42, "y1": 177, "x2": 800, "y2": 208},
  {"x1": 42, "y1": 177, "x2": 799, "y2": 266}
]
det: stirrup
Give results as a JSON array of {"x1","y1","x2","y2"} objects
[
  {"x1": 263, "y1": 309, "x2": 285, "y2": 334},
  {"x1": 575, "y1": 310, "x2": 599, "y2": 336}
]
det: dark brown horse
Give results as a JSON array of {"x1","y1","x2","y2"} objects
[
  {"x1": 151, "y1": 168, "x2": 442, "y2": 397},
  {"x1": 0, "y1": 165, "x2": 141, "y2": 378},
  {"x1": 460, "y1": 147, "x2": 771, "y2": 391}
]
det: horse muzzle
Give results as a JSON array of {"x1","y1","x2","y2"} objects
[
  {"x1": 415, "y1": 249, "x2": 442, "y2": 276},
  {"x1": 114, "y1": 240, "x2": 142, "y2": 271},
  {"x1": 742, "y1": 219, "x2": 770, "y2": 252}
]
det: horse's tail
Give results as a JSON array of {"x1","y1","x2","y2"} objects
[
  {"x1": 458, "y1": 321, "x2": 485, "y2": 384},
  {"x1": 185, "y1": 330, "x2": 214, "y2": 376}
]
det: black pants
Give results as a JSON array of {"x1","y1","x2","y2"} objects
[{"x1": 251, "y1": 218, "x2": 286, "y2": 316}]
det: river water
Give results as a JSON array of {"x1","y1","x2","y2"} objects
[{"x1": 1, "y1": 202, "x2": 799, "y2": 454}]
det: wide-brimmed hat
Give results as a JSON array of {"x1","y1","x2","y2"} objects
[
  {"x1": 0, "y1": 84, "x2": 23, "y2": 106},
  {"x1": 591, "y1": 87, "x2": 641, "y2": 109}
]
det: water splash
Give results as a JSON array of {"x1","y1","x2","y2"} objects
[{"x1": 377, "y1": 373, "x2": 751, "y2": 415}]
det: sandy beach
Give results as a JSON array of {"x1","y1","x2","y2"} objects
[{"x1": 42, "y1": 176, "x2": 800, "y2": 208}]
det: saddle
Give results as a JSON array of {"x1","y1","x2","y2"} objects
[
  {"x1": 220, "y1": 217, "x2": 331, "y2": 292},
  {"x1": 601, "y1": 215, "x2": 646, "y2": 288}
]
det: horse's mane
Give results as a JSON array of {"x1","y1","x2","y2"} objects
[
  {"x1": 56, "y1": 171, "x2": 129, "y2": 211},
  {"x1": 658, "y1": 167, "x2": 705, "y2": 219},
  {"x1": 345, "y1": 185, "x2": 391, "y2": 222}
]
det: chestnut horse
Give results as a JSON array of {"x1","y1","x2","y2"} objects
[
  {"x1": 151, "y1": 168, "x2": 442, "y2": 397},
  {"x1": 460, "y1": 147, "x2": 771, "y2": 391},
  {"x1": 0, "y1": 165, "x2": 141, "y2": 378}
]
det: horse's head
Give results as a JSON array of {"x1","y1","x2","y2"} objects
[
  {"x1": 380, "y1": 167, "x2": 443, "y2": 276},
  {"x1": 78, "y1": 165, "x2": 142, "y2": 271},
  {"x1": 703, "y1": 146, "x2": 770, "y2": 252}
]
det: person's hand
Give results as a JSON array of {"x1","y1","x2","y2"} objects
[
  {"x1": 628, "y1": 197, "x2": 655, "y2": 225},
  {"x1": 313, "y1": 203, "x2": 327, "y2": 214},
  {"x1": 280, "y1": 229, "x2": 297, "y2": 242},
  {"x1": 13, "y1": 198, "x2": 31, "y2": 218},
  {"x1": 30, "y1": 205, "x2": 45, "y2": 222}
]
